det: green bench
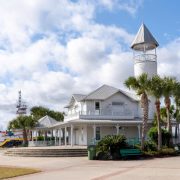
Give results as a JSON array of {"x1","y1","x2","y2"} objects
[{"x1": 120, "y1": 149, "x2": 142, "y2": 158}]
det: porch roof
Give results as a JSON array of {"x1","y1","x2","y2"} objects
[
  {"x1": 36, "y1": 115, "x2": 59, "y2": 128},
  {"x1": 48, "y1": 119, "x2": 153, "y2": 129}
]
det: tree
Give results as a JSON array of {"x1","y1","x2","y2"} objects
[
  {"x1": 173, "y1": 82, "x2": 180, "y2": 121},
  {"x1": 149, "y1": 75, "x2": 164, "y2": 150},
  {"x1": 124, "y1": 73, "x2": 150, "y2": 150},
  {"x1": 8, "y1": 115, "x2": 37, "y2": 146},
  {"x1": 173, "y1": 82, "x2": 180, "y2": 138},
  {"x1": 30, "y1": 106, "x2": 64, "y2": 121},
  {"x1": 159, "y1": 106, "x2": 175, "y2": 126},
  {"x1": 162, "y1": 77, "x2": 176, "y2": 134}
]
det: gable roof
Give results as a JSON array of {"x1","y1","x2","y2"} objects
[
  {"x1": 131, "y1": 23, "x2": 159, "y2": 51},
  {"x1": 64, "y1": 94, "x2": 86, "y2": 108},
  {"x1": 73, "y1": 94, "x2": 86, "y2": 101},
  {"x1": 84, "y1": 85, "x2": 139, "y2": 102},
  {"x1": 64, "y1": 84, "x2": 139, "y2": 108},
  {"x1": 37, "y1": 115, "x2": 58, "y2": 128},
  {"x1": 84, "y1": 85, "x2": 119, "y2": 100},
  {"x1": 120, "y1": 89, "x2": 139, "y2": 101}
]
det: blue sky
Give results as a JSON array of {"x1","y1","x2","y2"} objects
[
  {"x1": 96, "y1": 0, "x2": 180, "y2": 45},
  {"x1": 0, "y1": 0, "x2": 180, "y2": 129}
]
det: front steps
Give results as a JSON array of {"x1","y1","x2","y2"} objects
[{"x1": 4, "y1": 147, "x2": 88, "y2": 157}]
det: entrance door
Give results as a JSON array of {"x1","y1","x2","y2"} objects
[{"x1": 74, "y1": 129, "x2": 79, "y2": 145}]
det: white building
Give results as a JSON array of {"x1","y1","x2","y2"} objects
[{"x1": 31, "y1": 24, "x2": 165, "y2": 147}]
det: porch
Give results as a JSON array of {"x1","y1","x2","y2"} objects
[{"x1": 29, "y1": 122, "x2": 143, "y2": 147}]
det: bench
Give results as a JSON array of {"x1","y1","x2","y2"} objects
[{"x1": 120, "y1": 149, "x2": 142, "y2": 158}]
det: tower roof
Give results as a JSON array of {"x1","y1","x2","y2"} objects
[{"x1": 131, "y1": 23, "x2": 159, "y2": 51}]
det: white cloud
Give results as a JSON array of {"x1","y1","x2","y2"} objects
[
  {"x1": 97, "y1": 0, "x2": 144, "y2": 15},
  {"x1": 0, "y1": 0, "x2": 179, "y2": 130},
  {"x1": 158, "y1": 38, "x2": 180, "y2": 79}
]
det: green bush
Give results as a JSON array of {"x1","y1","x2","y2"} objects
[
  {"x1": 160, "y1": 148, "x2": 176, "y2": 156},
  {"x1": 144, "y1": 141, "x2": 157, "y2": 151},
  {"x1": 37, "y1": 136, "x2": 44, "y2": 141},
  {"x1": 148, "y1": 127, "x2": 171, "y2": 147},
  {"x1": 96, "y1": 135, "x2": 127, "y2": 160}
]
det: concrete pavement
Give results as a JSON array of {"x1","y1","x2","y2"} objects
[{"x1": 0, "y1": 154, "x2": 180, "y2": 180}]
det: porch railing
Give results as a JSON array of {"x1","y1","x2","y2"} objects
[{"x1": 65, "y1": 109, "x2": 134, "y2": 119}]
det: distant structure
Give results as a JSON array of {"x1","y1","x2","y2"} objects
[
  {"x1": 16, "y1": 90, "x2": 27, "y2": 115},
  {"x1": 131, "y1": 23, "x2": 159, "y2": 119},
  {"x1": 131, "y1": 23, "x2": 159, "y2": 78}
]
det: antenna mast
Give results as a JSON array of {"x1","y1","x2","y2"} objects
[{"x1": 16, "y1": 90, "x2": 27, "y2": 115}]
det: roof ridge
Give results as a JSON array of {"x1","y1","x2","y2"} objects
[
  {"x1": 84, "y1": 84, "x2": 118, "y2": 99},
  {"x1": 73, "y1": 93, "x2": 86, "y2": 96}
]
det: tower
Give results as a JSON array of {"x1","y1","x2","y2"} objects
[
  {"x1": 131, "y1": 23, "x2": 159, "y2": 119},
  {"x1": 131, "y1": 23, "x2": 159, "y2": 78},
  {"x1": 16, "y1": 90, "x2": 27, "y2": 115}
]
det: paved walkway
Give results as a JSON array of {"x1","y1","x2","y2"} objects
[{"x1": 0, "y1": 154, "x2": 180, "y2": 180}]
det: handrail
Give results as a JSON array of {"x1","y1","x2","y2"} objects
[
  {"x1": 134, "y1": 54, "x2": 157, "y2": 63},
  {"x1": 65, "y1": 110, "x2": 134, "y2": 118}
]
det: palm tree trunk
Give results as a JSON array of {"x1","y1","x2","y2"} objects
[
  {"x1": 165, "y1": 97, "x2": 173, "y2": 146},
  {"x1": 22, "y1": 128, "x2": 28, "y2": 147},
  {"x1": 141, "y1": 93, "x2": 149, "y2": 150},
  {"x1": 165, "y1": 97, "x2": 171, "y2": 133},
  {"x1": 156, "y1": 100, "x2": 162, "y2": 150}
]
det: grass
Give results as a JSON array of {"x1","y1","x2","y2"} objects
[{"x1": 0, "y1": 166, "x2": 40, "y2": 179}]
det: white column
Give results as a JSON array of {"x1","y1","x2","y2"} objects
[
  {"x1": 116, "y1": 125, "x2": 119, "y2": 135},
  {"x1": 36, "y1": 130, "x2": 38, "y2": 142},
  {"x1": 59, "y1": 128, "x2": 61, "y2": 146},
  {"x1": 51, "y1": 129, "x2": 53, "y2": 146},
  {"x1": 93, "y1": 125, "x2": 96, "y2": 144},
  {"x1": 65, "y1": 126, "x2": 67, "y2": 146},
  {"x1": 31, "y1": 130, "x2": 34, "y2": 141},
  {"x1": 178, "y1": 124, "x2": 180, "y2": 143},
  {"x1": 55, "y1": 129, "x2": 57, "y2": 146},
  {"x1": 43, "y1": 130, "x2": 45, "y2": 143},
  {"x1": 71, "y1": 124, "x2": 73, "y2": 147},
  {"x1": 137, "y1": 125, "x2": 141, "y2": 140}
]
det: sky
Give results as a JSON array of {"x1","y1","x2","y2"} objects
[{"x1": 0, "y1": 0, "x2": 180, "y2": 130}]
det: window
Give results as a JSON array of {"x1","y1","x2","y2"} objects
[
  {"x1": 95, "y1": 102, "x2": 100, "y2": 110},
  {"x1": 96, "y1": 127, "x2": 100, "y2": 140}
]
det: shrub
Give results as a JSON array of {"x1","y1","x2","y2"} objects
[
  {"x1": 160, "y1": 148, "x2": 176, "y2": 156},
  {"x1": 96, "y1": 135, "x2": 127, "y2": 160},
  {"x1": 148, "y1": 127, "x2": 171, "y2": 147},
  {"x1": 144, "y1": 141, "x2": 157, "y2": 151},
  {"x1": 37, "y1": 136, "x2": 44, "y2": 141}
]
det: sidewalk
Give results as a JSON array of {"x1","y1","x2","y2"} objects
[{"x1": 0, "y1": 154, "x2": 180, "y2": 180}]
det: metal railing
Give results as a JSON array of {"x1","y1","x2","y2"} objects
[
  {"x1": 134, "y1": 54, "x2": 157, "y2": 63},
  {"x1": 65, "y1": 109, "x2": 134, "y2": 119}
]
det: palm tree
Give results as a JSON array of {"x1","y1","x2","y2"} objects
[
  {"x1": 162, "y1": 77, "x2": 176, "y2": 134},
  {"x1": 8, "y1": 115, "x2": 37, "y2": 146},
  {"x1": 149, "y1": 75, "x2": 164, "y2": 150},
  {"x1": 125, "y1": 73, "x2": 150, "y2": 150},
  {"x1": 173, "y1": 82, "x2": 180, "y2": 111},
  {"x1": 173, "y1": 82, "x2": 180, "y2": 138}
]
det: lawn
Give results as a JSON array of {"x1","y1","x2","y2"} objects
[{"x1": 0, "y1": 166, "x2": 40, "y2": 179}]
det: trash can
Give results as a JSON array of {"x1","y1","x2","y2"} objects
[{"x1": 88, "y1": 145, "x2": 96, "y2": 160}]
